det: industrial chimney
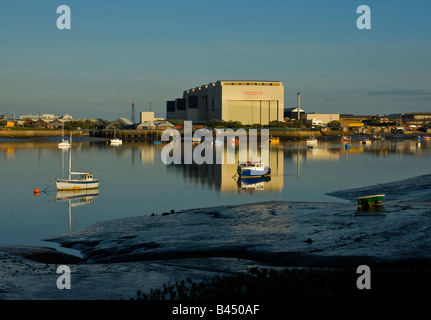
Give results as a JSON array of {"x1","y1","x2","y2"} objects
[{"x1": 297, "y1": 92, "x2": 301, "y2": 120}]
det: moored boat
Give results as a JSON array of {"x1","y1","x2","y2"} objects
[
  {"x1": 237, "y1": 161, "x2": 271, "y2": 178},
  {"x1": 340, "y1": 135, "x2": 351, "y2": 142},
  {"x1": 53, "y1": 134, "x2": 99, "y2": 191},
  {"x1": 269, "y1": 136, "x2": 279, "y2": 143},
  {"x1": 357, "y1": 194, "x2": 385, "y2": 210},
  {"x1": 56, "y1": 173, "x2": 99, "y2": 191},
  {"x1": 306, "y1": 136, "x2": 318, "y2": 146},
  {"x1": 361, "y1": 139, "x2": 371, "y2": 145},
  {"x1": 58, "y1": 140, "x2": 71, "y2": 148},
  {"x1": 110, "y1": 138, "x2": 123, "y2": 145},
  {"x1": 58, "y1": 124, "x2": 70, "y2": 148}
]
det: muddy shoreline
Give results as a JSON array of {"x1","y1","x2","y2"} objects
[{"x1": 1, "y1": 174, "x2": 431, "y2": 301}]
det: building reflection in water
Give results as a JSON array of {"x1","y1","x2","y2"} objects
[
  {"x1": 137, "y1": 138, "x2": 430, "y2": 194},
  {"x1": 164, "y1": 141, "x2": 284, "y2": 193}
]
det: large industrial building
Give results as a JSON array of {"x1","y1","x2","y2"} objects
[{"x1": 166, "y1": 80, "x2": 284, "y2": 125}]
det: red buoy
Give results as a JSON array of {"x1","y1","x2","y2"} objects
[{"x1": 34, "y1": 188, "x2": 40, "y2": 196}]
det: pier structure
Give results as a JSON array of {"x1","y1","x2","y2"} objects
[{"x1": 91, "y1": 129, "x2": 163, "y2": 142}]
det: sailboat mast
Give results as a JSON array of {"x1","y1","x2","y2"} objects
[{"x1": 69, "y1": 132, "x2": 72, "y2": 180}]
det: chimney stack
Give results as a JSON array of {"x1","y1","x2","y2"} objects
[{"x1": 297, "y1": 92, "x2": 301, "y2": 120}]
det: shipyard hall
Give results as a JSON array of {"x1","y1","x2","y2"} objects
[{"x1": 166, "y1": 80, "x2": 284, "y2": 125}]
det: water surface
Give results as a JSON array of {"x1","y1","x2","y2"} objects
[{"x1": 1, "y1": 137, "x2": 430, "y2": 251}]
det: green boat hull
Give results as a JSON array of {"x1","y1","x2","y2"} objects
[{"x1": 357, "y1": 194, "x2": 385, "y2": 209}]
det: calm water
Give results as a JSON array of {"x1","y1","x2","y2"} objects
[{"x1": 1, "y1": 137, "x2": 430, "y2": 252}]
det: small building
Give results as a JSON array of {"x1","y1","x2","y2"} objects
[
  {"x1": 338, "y1": 120, "x2": 365, "y2": 128},
  {"x1": 47, "y1": 119, "x2": 64, "y2": 129},
  {"x1": 23, "y1": 118, "x2": 34, "y2": 127},
  {"x1": 155, "y1": 120, "x2": 175, "y2": 130},
  {"x1": 140, "y1": 112, "x2": 155, "y2": 123},
  {"x1": 284, "y1": 107, "x2": 305, "y2": 121},
  {"x1": 305, "y1": 113, "x2": 340, "y2": 126},
  {"x1": 34, "y1": 119, "x2": 48, "y2": 128},
  {"x1": 340, "y1": 114, "x2": 374, "y2": 122},
  {"x1": 137, "y1": 121, "x2": 157, "y2": 130}
]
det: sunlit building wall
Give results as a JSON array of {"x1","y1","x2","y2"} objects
[{"x1": 167, "y1": 80, "x2": 284, "y2": 125}]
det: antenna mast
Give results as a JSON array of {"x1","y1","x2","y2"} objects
[{"x1": 131, "y1": 99, "x2": 136, "y2": 125}]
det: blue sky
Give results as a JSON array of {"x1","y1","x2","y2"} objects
[{"x1": 1, "y1": 0, "x2": 430, "y2": 120}]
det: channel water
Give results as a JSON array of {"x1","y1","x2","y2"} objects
[{"x1": 1, "y1": 137, "x2": 430, "y2": 254}]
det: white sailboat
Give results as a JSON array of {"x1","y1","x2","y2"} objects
[
  {"x1": 306, "y1": 136, "x2": 318, "y2": 147},
  {"x1": 110, "y1": 137, "x2": 123, "y2": 145},
  {"x1": 55, "y1": 133, "x2": 99, "y2": 191},
  {"x1": 58, "y1": 123, "x2": 71, "y2": 148}
]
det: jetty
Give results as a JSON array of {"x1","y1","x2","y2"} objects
[{"x1": 90, "y1": 129, "x2": 163, "y2": 142}]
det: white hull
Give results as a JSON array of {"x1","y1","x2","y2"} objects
[
  {"x1": 110, "y1": 138, "x2": 122, "y2": 145},
  {"x1": 58, "y1": 142, "x2": 71, "y2": 148},
  {"x1": 56, "y1": 179, "x2": 99, "y2": 191}
]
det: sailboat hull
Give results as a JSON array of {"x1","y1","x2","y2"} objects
[{"x1": 56, "y1": 179, "x2": 99, "y2": 191}]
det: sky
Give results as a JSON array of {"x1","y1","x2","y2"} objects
[{"x1": 1, "y1": 0, "x2": 430, "y2": 120}]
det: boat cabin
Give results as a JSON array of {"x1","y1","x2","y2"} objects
[
  {"x1": 80, "y1": 173, "x2": 95, "y2": 181},
  {"x1": 238, "y1": 161, "x2": 264, "y2": 168}
]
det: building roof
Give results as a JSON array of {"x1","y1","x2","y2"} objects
[
  {"x1": 217, "y1": 80, "x2": 282, "y2": 83},
  {"x1": 138, "y1": 120, "x2": 157, "y2": 128},
  {"x1": 285, "y1": 107, "x2": 305, "y2": 112},
  {"x1": 155, "y1": 120, "x2": 174, "y2": 127},
  {"x1": 106, "y1": 117, "x2": 133, "y2": 129}
]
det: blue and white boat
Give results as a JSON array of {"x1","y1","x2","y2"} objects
[{"x1": 237, "y1": 161, "x2": 271, "y2": 178}]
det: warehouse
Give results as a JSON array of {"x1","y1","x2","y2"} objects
[{"x1": 166, "y1": 80, "x2": 284, "y2": 125}]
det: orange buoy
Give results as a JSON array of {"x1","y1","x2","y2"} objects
[{"x1": 34, "y1": 188, "x2": 40, "y2": 195}]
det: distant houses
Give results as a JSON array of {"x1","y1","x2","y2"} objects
[
  {"x1": 47, "y1": 119, "x2": 64, "y2": 129},
  {"x1": 2, "y1": 109, "x2": 428, "y2": 133},
  {"x1": 105, "y1": 117, "x2": 176, "y2": 131}
]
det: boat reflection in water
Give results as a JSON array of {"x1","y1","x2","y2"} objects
[
  {"x1": 236, "y1": 176, "x2": 271, "y2": 194},
  {"x1": 55, "y1": 189, "x2": 99, "y2": 233},
  {"x1": 165, "y1": 141, "x2": 284, "y2": 194}
]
